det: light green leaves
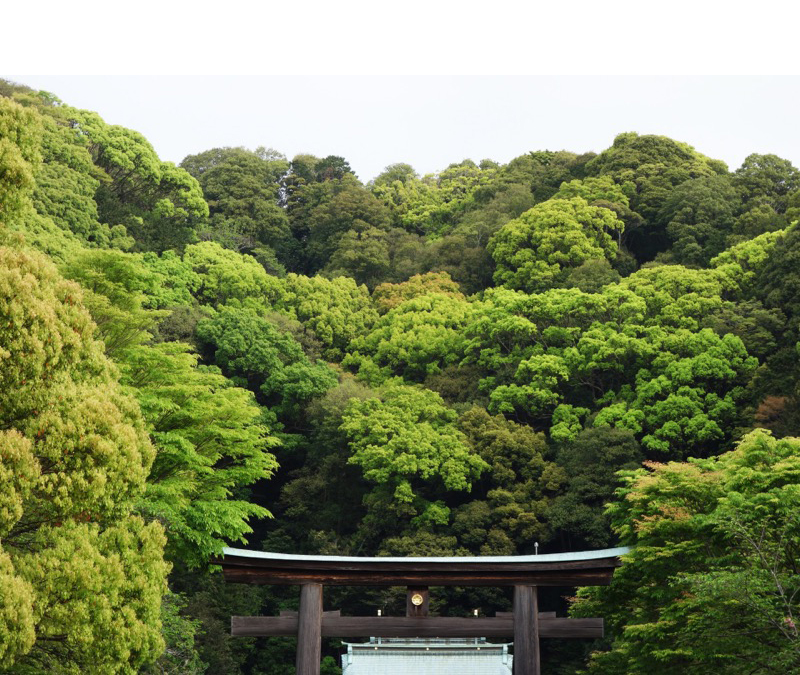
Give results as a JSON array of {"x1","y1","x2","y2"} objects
[
  {"x1": 489, "y1": 197, "x2": 624, "y2": 293},
  {"x1": 0, "y1": 245, "x2": 167, "y2": 672},
  {"x1": 341, "y1": 384, "x2": 487, "y2": 506}
]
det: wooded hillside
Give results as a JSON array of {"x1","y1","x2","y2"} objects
[{"x1": 1, "y1": 79, "x2": 798, "y2": 674}]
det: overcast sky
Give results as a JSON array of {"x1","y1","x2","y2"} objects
[{"x1": 5, "y1": 2, "x2": 800, "y2": 181}]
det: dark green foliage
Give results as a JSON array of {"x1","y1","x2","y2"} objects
[
  {"x1": 195, "y1": 306, "x2": 337, "y2": 421},
  {"x1": 454, "y1": 408, "x2": 563, "y2": 554},
  {"x1": 586, "y1": 132, "x2": 726, "y2": 260},
  {"x1": 548, "y1": 428, "x2": 642, "y2": 549},
  {"x1": 656, "y1": 174, "x2": 740, "y2": 265},
  {"x1": 181, "y1": 147, "x2": 291, "y2": 259}
]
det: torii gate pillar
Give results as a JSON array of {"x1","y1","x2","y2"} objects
[
  {"x1": 296, "y1": 583, "x2": 323, "y2": 675},
  {"x1": 513, "y1": 585, "x2": 540, "y2": 675}
]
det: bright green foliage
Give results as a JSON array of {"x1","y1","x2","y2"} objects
[
  {"x1": 11, "y1": 519, "x2": 167, "y2": 675},
  {"x1": 278, "y1": 273, "x2": 377, "y2": 360},
  {"x1": 553, "y1": 176, "x2": 630, "y2": 207},
  {"x1": 371, "y1": 168, "x2": 448, "y2": 234},
  {"x1": 57, "y1": 248, "x2": 278, "y2": 565},
  {"x1": 139, "y1": 250, "x2": 201, "y2": 309},
  {"x1": 120, "y1": 342, "x2": 279, "y2": 567},
  {"x1": 0, "y1": 97, "x2": 85, "y2": 263},
  {"x1": 0, "y1": 98, "x2": 41, "y2": 221},
  {"x1": 140, "y1": 591, "x2": 206, "y2": 675},
  {"x1": 372, "y1": 271, "x2": 464, "y2": 314},
  {"x1": 464, "y1": 280, "x2": 756, "y2": 457},
  {"x1": 10, "y1": 81, "x2": 800, "y2": 674},
  {"x1": 0, "y1": 546, "x2": 34, "y2": 665},
  {"x1": 31, "y1": 111, "x2": 134, "y2": 249},
  {"x1": 340, "y1": 383, "x2": 487, "y2": 514},
  {"x1": 489, "y1": 197, "x2": 624, "y2": 293},
  {"x1": 195, "y1": 306, "x2": 337, "y2": 420},
  {"x1": 370, "y1": 159, "x2": 498, "y2": 237},
  {"x1": 574, "y1": 430, "x2": 800, "y2": 674},
  {"x1": 463, "y1": 286, "x2": 611, "y2": 416},
  {"x1": 344, "y1": 293, "x2": 476, "y2": 384},
  {"x1": 61, "y1": 248, "x2": 167, "y2": 357},
  {"x1": 453, "y1": 409, "x2": 563, "y2": 554},
  {"x1": 182, "y1": 241, "x2": 285, "y2": 307},
  {"x1": 711, "y1": 227, "x2": 787, "y2": 290},
  {"x1": 0, "y1": 245, "x2": 167, "y2": 672},
  {"x1": 593, "y1": 327, "x2": 755, "y2": 456},
  {"x1": 616, "y1": 264, "x2": 730, "y2": 329}
]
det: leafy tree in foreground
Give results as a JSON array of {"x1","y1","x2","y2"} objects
[
  {"x1": 0, "y1": 244, "x2": 167, "y2": 673},
  {"x1": 574, "y1": 430, "x2": 800, "y2": 674},
  {"x1": 121, "y1": 342, "x2": 279, "y2": 568}
]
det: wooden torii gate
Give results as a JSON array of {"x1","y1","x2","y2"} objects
[{"x1": 217, "y1": 546, "x2": 629, "y2": 675}]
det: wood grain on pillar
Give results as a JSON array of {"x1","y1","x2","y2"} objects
[
  {"x1": 296, "y1": 583, "x2": 323, "y2": 675},
  {"x1": 513, "y1": 585, "x2": 540, "y2": 675}
]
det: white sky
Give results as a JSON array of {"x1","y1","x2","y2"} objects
[{"x1": 5, "y1": 1, "x2": 800, "y2": 181}]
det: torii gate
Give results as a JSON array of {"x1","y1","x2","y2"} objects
[{"x1": 217, "y1": 546, "x2": 629, "y2": 675}]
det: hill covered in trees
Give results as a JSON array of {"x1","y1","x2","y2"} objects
[{"x1": 1, "y1": 78, "x2": 798, "y2": 674}]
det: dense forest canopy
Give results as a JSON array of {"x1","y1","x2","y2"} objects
[{"x1": 1, "y1": 78, "x2": 798, "y2": 674}]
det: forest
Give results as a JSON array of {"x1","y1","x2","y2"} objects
[{"x1": 0, "y1": 78, "x2": 799, "y2": 674}]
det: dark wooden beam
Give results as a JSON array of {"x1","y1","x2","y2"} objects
[
  {"x1": 496, "y1": 611, "x2": 556, "y2": 619},
  {"x1": 222, "y1": 567, "x2": 615, "y2": 587},
  {"x1": 514, "y1": 585, "x2": 540, "y2": 675},
  {"x1": 231, "y1": 615, "x2": 603, "y2": 639},
  {"x1": 279, "y1": 610, "x2": 340, "y2": 618},
  {"x1": 296, "y1": 584, "x2": 322, "y2": 675}
]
